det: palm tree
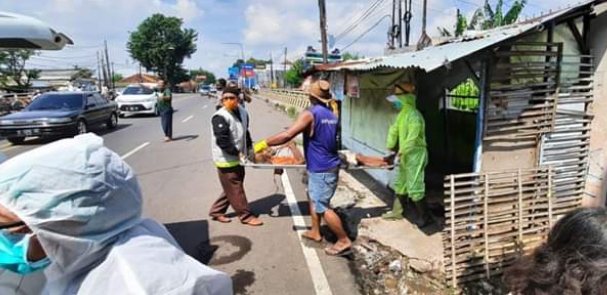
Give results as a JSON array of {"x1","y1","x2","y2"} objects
[{"x1": 438, "y1": 0, "x2": 526, "y2": 37}]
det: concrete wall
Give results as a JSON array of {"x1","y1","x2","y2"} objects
[{"x1": 584, "y1": 3, "x2": 607, "y2": 207}]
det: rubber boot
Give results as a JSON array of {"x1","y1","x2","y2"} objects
[
  {"x1": 382, "y1": 196, "x2": 404, "y2": 220},
  {"x1": 412, "y1": 199, "x2": 433, "y2": 229}
]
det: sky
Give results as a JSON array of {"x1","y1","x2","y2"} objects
[{"x1": 2, "y1": 0, "x2": 576, "y2": 78}]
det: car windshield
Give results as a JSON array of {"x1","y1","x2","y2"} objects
[
  {"x1": 123, "y1": 86, "x2": 154, "y2": 95},
  {"x1": 26, "y1": 93, "x2": 83, "y2": 111},
  {"x1": 201, "y1": 86, "x2": 210, "y2": 90}
]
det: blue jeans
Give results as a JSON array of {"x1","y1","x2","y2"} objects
[
  {"x1": 160, "y1": 110, "x2": 173, "y2": 138},
  {"x1": 308, "y1": 172, "x2": 339, "y2": 214}
]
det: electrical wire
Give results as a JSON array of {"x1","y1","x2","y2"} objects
[
  {"x1": 335, "y1": 0, "x2": 389, "y2": 42},
  {"x1": 333, "y1": 0, "x2": 386, "y2": 38},
  {"x1": 342, "y1": 14, "x2": 392, "y2": 51}
]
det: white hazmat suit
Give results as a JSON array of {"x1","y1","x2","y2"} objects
[{"x1": 0, "y1": 134, "x2": 233, "y2": 295}]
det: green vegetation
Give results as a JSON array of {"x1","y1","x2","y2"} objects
[
  {"x1": 127, "y1": 14, "x2": 197, "y2": 86},
  {"x1": 439, "y1": 0, "x2": 526, "y2": 37},
  {"x1": 71, "y1": 66, "x2": 94, "y2": 80},
  {"x1": 0, "y1": 50, "x2": 40, "y2": 91},
  {"x1": 286, "y1": 106, "x2": 298, "y2": 118},
  {"x1": 285, "y1": 59, "x2": 304, "y2": 88},
  {"x1": 450, "y1": 79, "x2": 479, "y2": 111}
]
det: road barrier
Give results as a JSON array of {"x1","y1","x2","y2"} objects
[{"x1": 258, "y1": 89, "x2": 310, "y2": 110}]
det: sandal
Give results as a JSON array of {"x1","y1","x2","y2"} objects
[
  {"x1": 241, "y1": 217, "x2": 264, "y2": 226},
  {"x1": 324, "y1": 245, "x2": 352, "y2": 257},
  {"x1": 211, "y1": 215, "x2": 232, "y2": 223}
]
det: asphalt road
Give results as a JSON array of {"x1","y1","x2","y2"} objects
[{"x1": 0, "y1": 93, "x2": 360, "y2": 295}]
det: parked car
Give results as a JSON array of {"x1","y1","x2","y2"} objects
[
  {"x1": 0, "y1": 92, "x2": 118, "y2": 144},
  {"x1": 115, "y1": 84, "x2": 158, "y2": 117}
]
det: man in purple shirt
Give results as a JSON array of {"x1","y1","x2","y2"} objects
[{"x1": 254, "y1": 80, "x2": 351, "y2": 256}]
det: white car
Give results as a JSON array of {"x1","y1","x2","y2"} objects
[{"x1": 115, "y1": 85, "x2": 158, "y2": 117}]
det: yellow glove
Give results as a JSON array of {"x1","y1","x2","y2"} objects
[{"x1": 254, "y1": 140, "x2": 269, "y2": 153}]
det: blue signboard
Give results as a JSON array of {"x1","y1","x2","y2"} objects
[
  {"x1": 242, "y1": 63, "x2": 255, "y2": 70},
  {"x1": 228, "y1": 66, "x2": 239, "y2": 80}
]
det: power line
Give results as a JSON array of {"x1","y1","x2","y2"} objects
[
  {"x1": 335, "y1": 0, "x2": 389, "y2": 42},
  {"x1": 342, "y1": 14, "x2": 392, "y2": 51},
  {"x1": 337, "y1": 0, "x2": 392, "y2": 43},
  {"x1": 333, "y1": 0, "x2": 385, "y2": 36}
]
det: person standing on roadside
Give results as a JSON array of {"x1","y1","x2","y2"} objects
[
  {"x1": 209, "y1": 86, "x2": 263, "y2": 226},
  {"x1": 253, "y1": 80, "x2": 352, "y2": 256},
  {"x1": 157, "y1": 80, "x2": 173, "y2": 142},
  {"x1": 215, "y1": 78, "x2": 227, "y2": 110}
]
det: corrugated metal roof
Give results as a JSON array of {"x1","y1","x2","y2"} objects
[{"x1": 325, "y1": 1, "x2": 595, "y2": 72}]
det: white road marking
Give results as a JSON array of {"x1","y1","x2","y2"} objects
[
  {"x1": 121, "y1": 142, "x2": 150, "y2": 160},
  {"x1": 0, "y1": 142, "x2": 11, "y2": 149},
  {"x1": 202, "y1": 105, "x2": 208, "y2": 109},
  {"x1": 281, "y1": 172, "x2": 333, "y2": 295},
  {"x1": 182, "y1": 115, "x2": 194, "y2": 123}
]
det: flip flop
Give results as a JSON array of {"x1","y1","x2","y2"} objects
[
  {"x1": 301, "y1": 233, "x2": 323, "y2": 243},
  {"x1": 211, "y1": 215, "x2": 232, "y2": 223},
  {"x1": 324, "y1": 245, "x2": 352, "y2": 257}
]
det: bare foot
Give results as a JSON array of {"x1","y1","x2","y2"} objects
[{"x1": 301, "y1": 231, "x2": 322, "y2": 243}]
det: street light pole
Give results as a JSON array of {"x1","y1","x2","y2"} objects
[{"x1": 222, "y1": 42, "x2": 246, "y2": 87}]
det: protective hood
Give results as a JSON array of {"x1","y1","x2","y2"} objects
[
  {"x1": 396, "y1": 94, "x2": 417, "y2": 113},
  {"x1": 0, "y1": 134, "x2": 142, "y2": 282}
]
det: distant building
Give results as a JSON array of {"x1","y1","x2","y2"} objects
[{"x1": 118, "y1": 73, "x2": 159, "y2": 85}]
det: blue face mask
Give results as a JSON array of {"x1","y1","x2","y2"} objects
[
  {"x1": 392, "y1": 100, "x2": 403, "y2": 110},
  {"x1": 0, "y1": 230, "x2": 51, "y2": 274}
]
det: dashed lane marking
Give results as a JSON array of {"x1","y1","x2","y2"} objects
[{"x1": 121, "y1": 142, "x2": 150, "y2": 160}]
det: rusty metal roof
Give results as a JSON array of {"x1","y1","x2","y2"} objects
[{"x1": 323, "y1": 0, "x2": 596, "y2": 73}]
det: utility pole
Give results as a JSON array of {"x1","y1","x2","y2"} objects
[
  {"x1": 318, "y1": 0, "x2": 329, "y2": 63},
  {"x1": 104, "y1": 40, "x2": 111, "y2": 89},
  {"x1": 270, "y1": 52, "x2": 274, "y2": 86},
  {"x1": 96, "y1": 52, "x2": 102, "y2": 90},
  {"x1": 111, "y1": 62, "x2": 115, "y2": 89},
  {"x1": 398, "y1": 0, "x2": 403, "y2": 48},
  {"x1": 422, "y1": 0, "x2": 428, "y2": 36},
  {"x1": 138, "y1": 62, "x2": 142, "y2": 83},
  {"x1": 283, "y1": 47, "x2": 288, "y2": 88},
  {"x1": 391, "y1": 0, "x2": 396, "y2": 48},
  {"x1": 100, "y1": 55, "x2": 108, "y2": 88}
]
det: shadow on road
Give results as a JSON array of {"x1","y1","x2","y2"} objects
[
  {"x1": 171, "y1": 134, "x2": 199, "y2": 142},
  {"x1": 165, "y1": 220, "x2": 215, "y2": 264}
]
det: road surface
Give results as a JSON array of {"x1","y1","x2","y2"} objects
[{"x1": 0, "y1": 93, "x2": 361, "y2": 295}]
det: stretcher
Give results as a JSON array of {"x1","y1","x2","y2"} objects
[{"x1": 241, "y1": 161, "x2": 394, "y2": 170}]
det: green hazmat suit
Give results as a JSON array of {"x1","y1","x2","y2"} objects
[{"x1": 386, "y1": 94, "x2": 428, "y2": 202}]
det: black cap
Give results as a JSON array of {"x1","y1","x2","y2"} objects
[{"x1": 222, "y1": 86, "x2": 240, "y2": 97}]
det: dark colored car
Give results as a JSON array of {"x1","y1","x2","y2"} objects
[{"x1": 0, "y1": 92, "x2": 118, "y2": 144}]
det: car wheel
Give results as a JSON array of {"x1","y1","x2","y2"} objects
[
  {"x1": 77, "y1": 119, "x2": 88, "y2": 135},
  {"x1": 107, "y1": 113, "x2": 118, "y2": 130},
  {"x1": 154, "y1": 106, "x2": 159, "y2": 117},
  {"x1": 8, "y1": 137, "x2": 25, "y2": 144}
]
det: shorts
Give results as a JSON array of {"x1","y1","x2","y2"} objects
[{"x1": 307, "y1": 172, "x2": 339, "y2": 214}]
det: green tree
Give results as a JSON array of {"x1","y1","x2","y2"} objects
[
  {"x1": 127, "y1": 14, "x2": 197, "y2": 86},
  {"x1": 285, "y1": 59, "x2": 304, "y2": 87},
  {"x1": 189, "y1": 68, "x2": 216, "y2": 84},
  {"x1": 438, "y1": 0, "x2": 525, "y2": 37},
  {"x1": 342, "y1": 52, "x2": 362, "y2": 61},
  {"x1": 0, "y1": 50, "x2": 40, "y2": 91},
  {"x1": 71, "y1": 66, "x2": 94, "y2": 81},
  {"x1": 111, "y1": 73, "x2": 124, "y2": 84}
]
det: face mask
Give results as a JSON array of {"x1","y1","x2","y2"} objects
[
  {"x1": 223, "y1": 99, "x2": 239, "y2": 111},
  {"x1": 386, "y1": 95, "x2": 403, "y2": 110},
  {"x1": 0, "y1": 231, "x2": 51, "y2": 274}
]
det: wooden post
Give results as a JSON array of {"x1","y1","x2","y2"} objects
[
  {"x1": 548, "y1": 167, "x2": 553, "y2": 228},
  {"x1": 450, "y1": 175, "x2": 457, "y2": 288},
  {"x1": 518, "y1": 169, "x2": 524, "y2": 242},
  {"x1": 483, "y1": 173, "x2": 490, "y2": 279}
]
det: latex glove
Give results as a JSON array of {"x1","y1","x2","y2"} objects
[{"x1": 254, "y1": 140, "x2": 269, "y2": 153}]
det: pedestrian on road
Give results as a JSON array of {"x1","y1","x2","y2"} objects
[
  {"x1": 209, "y1": 86, "x2": 263, "y2": 226},
  {"x1": 381, "y1": 81, "x2": 431, "y2": 228},
  {"x1": 157, "y1": 80, "x2": 174, "y2": 142},
  {"x1": 215, "y1": 78, "x2": 227, "y2": 110},
  {"x1": 254, "y1": 80, "x2": 352, "y2": 256},
  {"x1": 0, "y1": 134, "x2": 233, "y2": 295}
]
